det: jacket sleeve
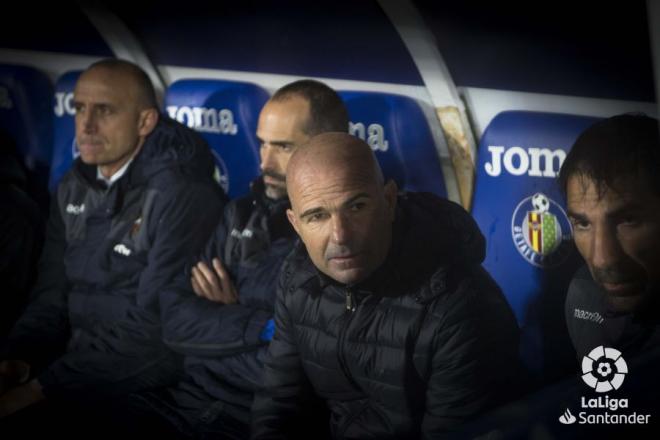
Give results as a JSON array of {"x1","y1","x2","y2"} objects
[
  {"x1": 161, "y1": 285, "x2": 273, "y2": 357},
  {"x1": 1, "y1": 197, "x2": 70, "y2": 374},
  {"x1": 136, "y1": 181, "x2": 225, "y2": 310},
  {"x1": 36, "y1": 180, "x2": 224, "y2": 395},
  {"x1": 160, "y1": 203, "x2": 275, "y2": 358},
  {"x1": 250, "y1": 265, "x2": 317, "y2": 440},
  {"x1": 421, "y1": 267, "x2": 520, "y2": 438}
]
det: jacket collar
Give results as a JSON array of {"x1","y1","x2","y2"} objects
[{"x1": 249, "y1": 176, "x2": 295, "y2": 241}]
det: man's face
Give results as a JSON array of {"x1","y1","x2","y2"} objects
[
  {"x1": 567, "y1": 175, "x2": 660, "y2": 313},
  {"x1": 287, "y1": 163, "x2": 397, "y2": 285},
  {"x1": 256, "y1": 96, "x2": 311, "y2": 199},
  {"x1": 73, "y1": 68, "x2": 152, "y2": 177}
]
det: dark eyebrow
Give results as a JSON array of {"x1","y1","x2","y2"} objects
[
  {"x1": 567, "y1": 210, "x2": 588, "y2": 222},
  {"x1": 256, "y1": 136, "x2": 294, "y2": 148},
  {"x1": 608, "y1": 203, "x2": 645, "y2": 219},
  {"x1": 341, "y1": 193, "x2": 370, "y2": 208},
  {"x1": 300, "y1": 207, "x2": 324, "y2": 220},
  {"x1": 299, "y1": 193, "x2": 371, "y2": 220},
  {"x1": 72, "y1": 101, "x2": 114, "y2": 109},
  {"x1": 568, "y1": 202, "x2": 646, "y2": 222}
]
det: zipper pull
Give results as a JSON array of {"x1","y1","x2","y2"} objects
[{"x1": 346, "y1": 289, "x2": 356, "y2": 312}]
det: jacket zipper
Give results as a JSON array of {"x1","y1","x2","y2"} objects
[
  {"x1": 337, "y1": 288, "x2": 358, "y2": 385},
  {"x1": 336, "y1": 287, "x2": 363, "y2": 431},
  {"x1": 345, "y1": 288, "x2": 356, "y2": 312}
]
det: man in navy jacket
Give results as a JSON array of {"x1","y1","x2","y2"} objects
[
  {"x1": 134, "y1": 80, "x2": 349, "y2": 438},
  {"x1": 0, "y1": 59, "x2": 225, "y2": 424}
]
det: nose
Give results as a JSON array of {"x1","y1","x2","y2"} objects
[
  {"x1": 331, "y1": 213, "x2": 352, "y2": 245},
  {"x1": 260, "y1": 144, "x2": 277, "y2": 172},
  {"x1": 590, "y1": 225, "x2": 622, "y2": 270},
  {"x1": 78, "y1": 109, "x2": 96, "y2": 134}
]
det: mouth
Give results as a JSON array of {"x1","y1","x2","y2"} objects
[
  {"x1": 600, "y1": 280, "x2": 642, "y2": 296},
  {"x1": 263, "y1": 176, "x2": 286, "y2": 188},
  {"x1": 263, "y1": 175, "x2": 284, "y2": 186},
  {"x1": 78, "y1": 140, "x2": 103, "y2": 153},
  {"x1": 328, "y1": 253, "x2": 362, "y2": 267}
]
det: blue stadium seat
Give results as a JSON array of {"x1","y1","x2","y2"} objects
[
  {"x1": 471, "y1": 111, "x2": 600, "y2": 381},
  {"x1": 49, "y1": 70, "x2": 80, "y2": 192},
  {"x1": 0, "y1": 64, "x2": 53, "y2": 205},
  {"x1": 339, "y1": 90, "x2": 447, "y2": 197},
  {"x1": 165, "y1": 79, "x2": 270, "y2": 198}
]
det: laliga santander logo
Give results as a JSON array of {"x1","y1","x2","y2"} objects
[
  {"x1": 581, "y1": 346, "x2": 628, "y2": 393},
  {"x1": 557, "y1": 346, "x2": 651, "y2": 426}
]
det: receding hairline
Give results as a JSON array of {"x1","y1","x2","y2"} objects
[
  {"x1": 80, "y1": 59, "x2": 158, "y2": 110},
  {"x1": 269, "y1": 79, "x2": 349, "y2": 136},
  {"x1": 287, "y1": 133, "x2": 384, "y2": 195}
]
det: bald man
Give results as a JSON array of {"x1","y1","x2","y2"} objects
[
  {"x1": 251, "y1": 133, "x2": 521, "y2": 439},
  {"x1": 0, "y1": 59, "x2": 225, "y2": 425}
]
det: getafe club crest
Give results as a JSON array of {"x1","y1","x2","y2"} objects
[{"x1": 511, "y1": 192, "x2": 572, "y2": 267}]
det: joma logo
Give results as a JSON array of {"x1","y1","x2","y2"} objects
[{"x1": 484, "y1": 146, "x2": 566, "y2": 178}]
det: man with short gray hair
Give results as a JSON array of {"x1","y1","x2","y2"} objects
[{"x1": 0, "y1": 59, "x2": 225, "y2": 426}]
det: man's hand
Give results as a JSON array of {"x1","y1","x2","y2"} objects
[
  {"x1": 0, "y1": 378, "x2": 44, "y2": 418},
  {"x1": 191, "y1": 258, "x2": 238, "y2": 304},
  {"x1": 0, "y1": 360, "x2": 31, "y2": 396}
]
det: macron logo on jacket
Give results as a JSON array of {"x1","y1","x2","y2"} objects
[
  {"x1": 230, "y1": 228, "x2": 254, "y2": 239},
  {"x1": 66, "y1": 203, "x2": 85, "y2": 215},
  {"x1": 113, "y1": 243, "x2": 132, "y2": 256},
  {"x1": 574, "y1": 308, "x2": 605, "y2": 324}
]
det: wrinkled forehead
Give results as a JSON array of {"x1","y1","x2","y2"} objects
[
  {"x1": 289, "y1": 159, "x2": 380, "y2": 208},
  {"x1": 568, "y1": 172, "x2": 655, "y2": 201},
  {"x1": 75, "y1": 67, "x2": 138, "y2": 101},
  {"x1": 566, "y1": 174, "x2": 660, "y2": 215}
]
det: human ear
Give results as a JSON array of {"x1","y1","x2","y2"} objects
[
  {"x1": 286, "y1": 208, "x2": 301, "y2": 236},
  {"x1": 138, "y1": 108, "x2": 159, "y2": 137},
  {"x1": 383, "y1": 180, "x2": 398, "y2": 220}
]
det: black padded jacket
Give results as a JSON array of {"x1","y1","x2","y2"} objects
[{"x1": 251, "y1": 192, "x2": 521, "y2": 439}]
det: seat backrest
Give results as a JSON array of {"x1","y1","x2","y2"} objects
[
  {"x1": 471, "y1": 110, "x2": 600, "y2": 381},
  {"x1": 0, "y1": 64, "x2": 53, "y2": 205},
  {"x1": 165, "y1": 79, "x2": 270, "y2": 198},
  {"x1": 339, "y1": 90, "x2": 447, "y2": 197},
  {"x1": 49, "y1": 70, "x2": 81, "y2": 192}
]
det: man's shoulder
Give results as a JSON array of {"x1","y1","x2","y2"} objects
[
  {"x1": 138, "y1": 116, "x2": 218, "y2": 189},
  {"x1": 424, "y1": 264, "x2": 513, "y2": 325},
  {"x1": 398, "y1": 191, "x2": 486, "y2": 267},
  {"x1": 566, "y1": 266, "x2": 603, "y2": 312},
  {"x1": 224, "y1": 193, "x2": 257, "y2": 219},
  {"x1": 279, "y1": 243, "x2": 316, "y2": 290},
  {"x1": 565, "y1": 266, "x2": 607, "y2": 351}
]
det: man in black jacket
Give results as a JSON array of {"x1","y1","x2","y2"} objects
[
  {"x1": 556, "y1": 114, "x2": 660, "y2": 438},
  {"x1": 130, "y1": 80, "x2": 349, "y2": 438},
  {"x1": 0, "y1": 59, "x2": 225, "y2": 425},
  {"x1": 251, "y1": 132, "x2": 520, "y2": 439},
  {"x1": 560, "y1": 114, "x2": 660, "y2": 361}
]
